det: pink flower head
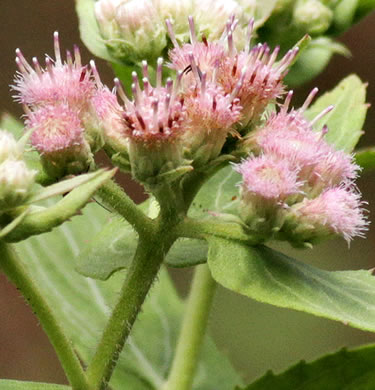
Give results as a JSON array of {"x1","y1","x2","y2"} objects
[
  {"x1": 27, "y1": 104, "x2": 85, "y2": 154},
  {"x1": 182, "y1": 69, "x2": 241, "y2": 164},
  {"x1": 253, "y1": 90, "x2": 335, "y2": 183},
  {"x1": 289, "y1": 187, "x2": 368, "y2": 244},
  {"x1": 167, "y1": 17, "x2": 298, "y2": 127},
  {"x1": 121, "y1": 59, "x2": 187, "y2": 146},
  {"x1": 90, "y1": 61, "x2": 127, "y2": 152},
  {"x1": 167, "y1": 18, "x2": 226, "y2": 85},
  {"x1": 236, "y1": 154, "x2": 302, "y2": 200},
  {"x1": 310, "y1": 149, "x2": 360, "y2": 191},
  {"x1": 13, "y1": 32, "x2": 95, "y2": 110}
]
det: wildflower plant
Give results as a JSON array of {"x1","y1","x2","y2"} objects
[{"x1": 1, "y1": 1, "x2": 375, "y2": 390}]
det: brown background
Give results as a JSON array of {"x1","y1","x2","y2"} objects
[{"x1": 1, "y1": 0, "x2": 375, "y2": 385}]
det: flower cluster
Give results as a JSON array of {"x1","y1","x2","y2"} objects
[
  {"x1": 12, "y1": 32, "x2": 98, "y2": 178},
  {"x1": 0, "y1": 130, "x2": 36, "y2": 212},
  {"x1": 236, "y1": 90, "x2": 367, "y2": 246},
  {"x1": 12, "y1": 15, "x2": 367, "y2": 246}
]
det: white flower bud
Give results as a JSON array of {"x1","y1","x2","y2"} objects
[
  {"x1": 0, "y1": 160, "x2": 36, "y2": 211},
  {"x1": 293, "y1": 0, "x2": 333, "y2": 35},
  {"x1": 0, "y1": 130, "x2": 21, "y2": 164}
]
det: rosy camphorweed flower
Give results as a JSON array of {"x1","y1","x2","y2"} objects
[
  {"x1": 183, "y1": 69, "x2": 242, "y2": 166},
  {"x1": 13, "y1": 32, "x2": 95, "y2": 110},
  {"x1": 26, "y1": 104, "x2": 92, "y2": 178},
  {"x1": 117, "y1": 60, "x2": 191, "y2": 186},
  {"x1": 235, "y1": 154, "x2": 302, "y2": 238},
  {"x1": 168, "y1": 17, "x2": 298, "y2": 129},
  {"x1": 283, "y1": 187, "x2": 368, "y2": 246}
]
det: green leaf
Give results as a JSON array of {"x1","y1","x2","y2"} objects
[
  {"x1": 0, "y1": 380, "x2": 70, "y2": 389},
  {"x1": 355, "y1": 147, "x2": 375, "y2": 171},
  {"x1": 76, "y1": 215, "x2": 137, "y2": 280},
  {"x1": 14, "y1": 202, "x2": 241, "y2": 389},
  {"x1": 5, "y1": 169, "x2": 116, "y2": 242},
  {"x1": 75, "y1": 0, "x2": 114, "y2": 62},
  {"x1": 1, "y1": 113, "x2": 24, "y2": 139},
  {"x1": 189, "y1": 166, "x2": 241, "y2": 219},
  {"x1": 207, "y1": 237, "x2": 375, "y2": 332},
  {"x1": 77, "y1": 216, "x2": 208, "y2": 280},
  {"x1": 286, "y1": 38, "x2": 350, "y2": 87},
  {"x1": 238, "y1": 345, "x2": 375, "y2": 390},
  {"x1": 304, "y1": 74, "x2": 368, "y2": 152},
  {"x1": 166, "y1": 238, "x2": 208, "y2": 268}
]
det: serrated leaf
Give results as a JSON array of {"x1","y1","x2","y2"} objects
[
  {"x1": 14, "y1": 202, "x2": 241, "y2": 389},
  {"x1": 5, "y1": 169, "x2": 115, "y2": 242},
  {"x1": 207, "y1": 237, "x2": 375, "y2": 332},
  {"x1": 355, "y1": 147, "x2": 375, "y2": 171},
  {"x1": 0, "y1": 380, "x2": 70, "y2": 389},
  {"x1": 27, "y1": 171, "x2": 110, "y2": 204},
  {"x1": 238, "y1": 345, "x2": 375, "y2": 390},
  {"x1": 75, "y1": 0, "x2": 114, "y2": 62},
  {"x1": 304, "y1": 74, "x2": 368, "y2": 152}
]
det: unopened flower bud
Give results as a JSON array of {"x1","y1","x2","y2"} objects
[
  {"x1": 0, "y1": 160, "x2": 36, "y2": 212},
  {"x1": 194, "y1": 0, "x2": 243, "y2": 40},
  {"x1": 27, "y1": 104, "x2": 93, "y2": 178},
  {"x1": 96, "y1": 0, "x2": 167, "y2": 64},
  {"x1": 0, "y1": 130, "x2": 21, "y2": 163},
  {"x1": 293, "y1": 0, "x2": 333, "y2": 35},
  {"x1": 283, "y1": 187, "x2": 368, "y2": 246}
]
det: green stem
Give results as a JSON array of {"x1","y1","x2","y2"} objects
[
  {"x1": 86, "y1": 233, "x2": 173, "y2": 390},
  {"x1": 96, "y1": 179, "x2": 154, "y2": 234},
  {"x1": 163, "y1": 264, "x2": 217, "y2": 390},
  {"x1": 0, "y1": 241, "x2": 89, "y2": 390}
]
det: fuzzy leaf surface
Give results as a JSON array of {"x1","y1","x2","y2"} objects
[
  {"x1": 238, "y1": 345, "x2": 375, "y2": 390},
  {"x1": 0, "y1": 381, "x2": 70, "y2": 390},
  {"x1": 14, "y1": 201, "x2": 241, "y2": 389},
  {"x1": 189, "y1": 166, "x2": 241, "y2": 219},
  {"x1": 207, "y1": 237, "x2": 375, "y2": 332},
  {"x1": 304, "y1": 74, "x2": 368, "y2": 152}
]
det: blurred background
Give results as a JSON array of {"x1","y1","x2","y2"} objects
[{"x1": 1, "y1": 0, "x2": 375, "y2": 385}]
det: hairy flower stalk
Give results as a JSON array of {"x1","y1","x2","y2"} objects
[{"x1": 236, "y1": 90, "x2": 367, "y2": 246}]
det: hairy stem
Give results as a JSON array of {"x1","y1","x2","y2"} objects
[
  {"x1": 0, "y1": 241, "x2": 89, "y2": 390},
  {"x1": 163, "y1": 264, "x2": 217, "y2": 390},
  {"x1": 96, "y1": 179, "x2": 154, "y2": 234},
  {"x1": 86, "y1": 233, "x2": 173, "y2": 390}
]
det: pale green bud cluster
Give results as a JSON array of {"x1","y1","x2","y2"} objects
[
  {"x1": 0, "y1": 130, "x2": 36, "y2": 213},
  {"x1": 94, "y1": 0, "x2": 245, "y2": 64}
]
